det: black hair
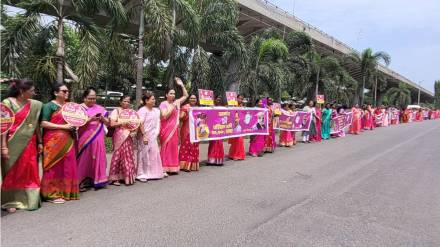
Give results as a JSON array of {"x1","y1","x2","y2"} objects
[
  {"x1": 82, "y1": 87, "x2": 97, "y2": 99},
  {"x1": 141, "y1": 91, "x2": 155, "y2": 105},
  {"x1": 51, "y1": 83, "x2": 67, "y2": 100},
  {"x1": 254, "y1": 98, "x2": 262, "y2": 106},
  {"x1": 119, "y1": 95, "x2": 130, "y2": 102},
  {"x1": 164, "y1": 87, "x2": 175, "y2": 95},
  {"x1": 7, "y1": 79, "x2": 34, "y2": 98}
]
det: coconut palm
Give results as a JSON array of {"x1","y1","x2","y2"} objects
[
  {"x1": 434, "y1": 80, "x2": 440, "y2": 109},
  {"x1": 346, "y1": 48, "x2": 391, "y2": 105},
  {"x1": 16, "y1": 0, "x2": 126, "y2": 87},
  {"x1": 387, "y1": 82, "x2": 411, "y2": 109}
]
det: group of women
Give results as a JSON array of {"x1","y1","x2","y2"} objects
[{"x1": 1, "y1": 78, "x2": 438, "y2": 213}]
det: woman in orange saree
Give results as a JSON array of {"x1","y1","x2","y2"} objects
[
  {"x1": 40, "y1": 84, "x2": 79, "y2": 204},
  {"x1": 159, "y1": 77, "x2": 188, "y2": 174},
  {"x1": 1, "y1": 79, "x2": 42, "y2": 213},
  {"x1": 349, "y1": 104, "x2": 362, "y2": 135}
]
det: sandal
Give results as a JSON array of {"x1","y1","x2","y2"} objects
[
  {"x1": 48, "y1": 198, "x2": 65, "y2": 204},
  {"x1": 111, "y1": 181, "x2": 121, "y2": 186},
  {"x1": 138, "y1": 178, "x2": 148, "y2": 183}
]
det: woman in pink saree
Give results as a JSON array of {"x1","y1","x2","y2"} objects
[
  {"x1": 207, "y1": 96, "x2": 225, "y2": 165},
  {"x1": 77, "y1": 88, "x2": 110, "y2": 190},
  {"x1": 109, "y1": 96, "x2": 137, "y2": 185},
  {"x1": 179, "y1": 94, "x2": 200, "y2": 171},
  {"x1": 1, "y1": 79, "x2": 42, "y2": 213},
  {"x1": 249, "y1": 99, "x2": 266, "y2": 157},
  {"x1": 159, "y1": 77, "x2": 188, "y2": 174},
  {"x1": 41, "y1": 84, "x2": 79, "y2": 204},
  {"x1": 137, "y1": 92, "x2": 165, "y2": 181}
]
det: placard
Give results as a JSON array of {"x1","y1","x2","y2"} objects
[
  {"x1": 226, "y1": 92, "x2": 237, "y2": 106},
  {"x1": 0, "y1": 103, "x2": 15, "y2": 134},
  {"x1": 118, "y1": 109, "x2": 140, "y2": 130},
  {"x1": 316, "y1": 95, "x2": 325, "y2": 104},
  {"x1": 198, "y1": 89, "x2": 214, "y2": 106},
  {"x1": 61, "y1": 102, "x2": 88, "y2": 127}
]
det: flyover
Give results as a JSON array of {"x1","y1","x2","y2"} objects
[
  {"x1": 6, "y1": 0, "x2": 434, "y2": 103},
  {"x1": 235, "y1": 0, "x2": 434, "y2": 102}
]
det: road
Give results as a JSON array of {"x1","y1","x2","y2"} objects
[{"x1": 2, "y1": 120, "x2": 440, "y2": 247}]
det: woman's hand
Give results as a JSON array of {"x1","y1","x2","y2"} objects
[
  {"x1": 38, "y1": 144, "x2": 43, "y2": 154},
  {"x1": 175, "y1": 77, "x2": 184, "y2": 87},
  {"x1": 63, "y1": 123, "x2": 73, "y2": 130}
]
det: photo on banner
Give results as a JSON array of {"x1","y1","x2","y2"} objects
[{"x1": 188, "y1": 107, "x2": 269, "y2": 143}]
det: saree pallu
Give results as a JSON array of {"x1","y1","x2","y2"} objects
[
  {"x1": 179, "y1": 105, "x2": 200, "y2": 171},
  {"x1": 264, "y1": 108, "x2": 276, "y2": 152},
  {"x1": 1, "y1": 100, "x2": 42, "y2": 210},
  {"x1": 208, "y1": 140, "x2": 224, "y2": 165},
  {"x1": 109, "y1": 126, "x2": 136, "y2": 184},
  {"x1": 228, "y1": 137, "x2": 246, "y2": 160},
  {"x1": 160, "y1": 102, "x2": 180, "y2": 173},
  {"x1": 41, "y1": 109, "x2": 79, "y2": 201},
  {"x1": 77, "y1": 104, "x2": 108, "y2": 188}
]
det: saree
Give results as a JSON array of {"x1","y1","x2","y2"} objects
[
  {"x1": 311, "y1": 107, "x2": 322, "y2": 142},
  {"x1": 179, "y1": 104, "x2": 200, "y2": 171},
  {"x1": 41, "y1": 103, "x2": 79, "y2": 201},
  {"x1": 208, "y1": 140, "x2": 224, "y2": 165},
  {"x1": 264, "y1": 107, "x2": 276, "y2": 152},
  {"x1": 109, "y1": 108, "x2": 136, "y2": 184},
  {"x1": 228, "y1": 137, "x2": 246, "y2": 159},
  {"x1": 349, "y1": 108, "x2": 362, "y2": 135},
  {"x1": 249, "y1": 135, "x2": 265, "y2": 156},
  {"x1": 159, "y1": 101, "x2": 180, "y2": 173},
  {"x1": 77, "y1": 104, "x2": 108, "y2": 188},
  {"x1": 321, "y1": 108, "x2": 332, "y2": 140},
  {"x1": 137, "y1": 107, "x2": 164, "y2": 179},
  {"x1": 1, "y1": 99, "x2": 42, "y2": 210}
]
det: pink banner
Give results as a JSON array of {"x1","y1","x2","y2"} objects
[
  {"x1": 189, "y1": 107, "x2": 269, "y2": 142},
  {"x1": 330, "y1": 112, "x2": 353, "y2": 134},
  {"x1": 274, "y1": 109, "x2": 313, "y2": 131}
]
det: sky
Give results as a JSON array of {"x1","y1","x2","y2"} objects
[{"x1": 270, "y1": 0, "x2": 440, "y2": 92}]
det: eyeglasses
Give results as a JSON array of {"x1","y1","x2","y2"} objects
[{"x1": 60, "y1": 90, "x2": 69, "y2": 93}]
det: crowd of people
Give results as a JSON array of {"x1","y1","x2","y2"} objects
[{"x1": 1, "y1": 78, "x2": 439, "y2": 213}]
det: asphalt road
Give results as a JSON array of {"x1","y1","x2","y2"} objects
[{"x1": 2, "y1": 120, "x2": 440, "y2": 247}]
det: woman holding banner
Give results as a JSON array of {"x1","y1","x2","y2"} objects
[
  {"x1": 108, "y1": 96, "x2": 137, "y2": 185},
  {"x1": 321, "y1": 103, "x2": 332, "y2": 140},
  {"x1": 160, "y1": 77, "x2": 188, "y2": 174},
  {"x1": 77, "y1": 88, "x2": 109, "y2": 191},
  {"x1": 310, "y1": 104, "x2": 322, "y2": 142},
  {"x1": 207, "y1": 96, "x2": 225, "y2": 165},
  {"x1": 1, "y1": 79, "x2": 42, "y2": 213},
  {"x1": 179, "y1": 94, "x2": 200, "y2": 171},
  {"x1": 137, "y1": 92, "x2": 165, "y2": 180},
  {"x1": 228, "y1": 94, "x2": 246, "y2": 160},
  {"x1": 249, "y1": 99, "x2": 266, "y2": 157},
  {"x1": 40, "y1": 84, "x2": 79, "y2": 203},
  {"x1": 279, "y1": 103, "x2": 294, "y2": 147},
  {"x1": 264, "y1": 97, "x2": 276, "y2": 152},
  {"x1": 302, "y1": 100, "x2": 317, "y2": 143}
]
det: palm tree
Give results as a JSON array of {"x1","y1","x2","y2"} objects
[
  {"x1": 434, "y1": 80, "x2": 440, "y2": 109},
  {"x1": 346, "y1": 48, "x2": 391, "y2": 106},
  {"x1": 304, "y1": 51, "x2": 342, "y2": 99},
  {"x1": 16, "y1": 0, "x2": 126, "y2": 87},
  {"x1": 387, "y1": 82, "x2": 411, "y2": 109}
]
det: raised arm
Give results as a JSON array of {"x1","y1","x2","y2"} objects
[{"x1": 175, "y1": 77, "x2": 188, "y2": 106}]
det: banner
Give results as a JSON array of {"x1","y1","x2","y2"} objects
[
  {"x1": 330, "y1": 112, "x2": 353, "y2": 134},
  {"x1": 226, "y1": 92, "x2": 237, "y2": 106},
  {"x1": 274, "y1": 110, "x2": 313, "y2": 132},
  {"x1": 375, "y1": 113, "x2": 384, "y2": 125},
  {"x1": 189, "y1": 107, "x2": 269, "y2": 143},
  {"x1": 316, "y1": 95, "x2": 325, "y2": 104},
  {"x1": 198, "y1": 89, "x2": 214, "y2": 106},
  {"x1": 0, "y1": 103, "x2": 15, "y2": 134}
]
